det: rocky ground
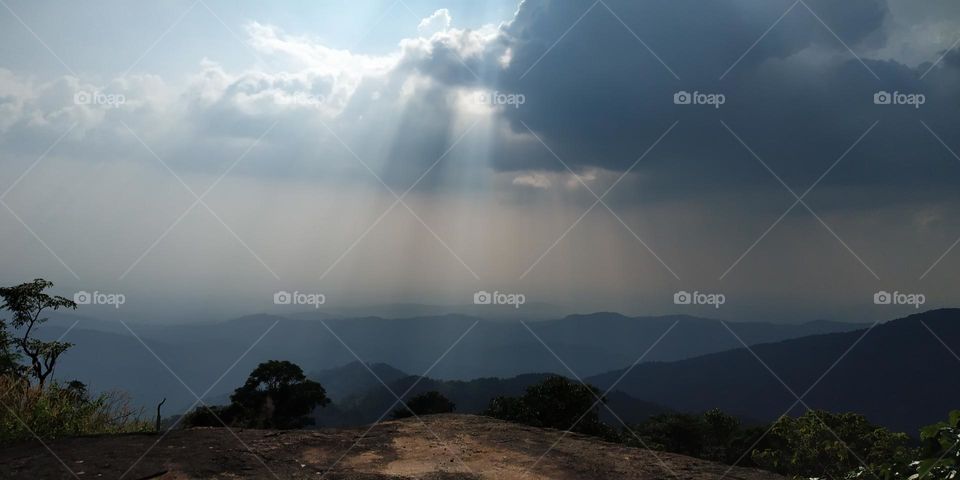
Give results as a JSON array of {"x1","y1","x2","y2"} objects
[{"x1": 0, "y1": 414, "x2": 785, "y2": 479}]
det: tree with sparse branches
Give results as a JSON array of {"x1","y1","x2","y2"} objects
[{"x1": 0, "y1": 279, "x2": 77, "y2": 386}]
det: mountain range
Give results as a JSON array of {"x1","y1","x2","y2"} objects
[
  {"x1": 309, "y1": 363, "x2": 671, "y2": 428},
  {"x1": 304, "y1": 309, "x2": 960, "y2": 434},
  {"x1": 586, "y1": 308, "x2": 960, "y2": 434},
  {"x1": 34, "y1": 311, "x2": 864, "y2": 414}
]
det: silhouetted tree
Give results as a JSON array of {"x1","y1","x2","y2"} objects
[
  {"x1": 392, "y1": 391, "x2": 455, "y2": 419},
  {"x1": 187, "y1": 360, "x2": 330, "y2": 429},
  {"x1": 183, "y1": 404, "x2": 236, "y2": 428},
  {"x1": 0, "y1": 279, "x2": 76, "y2": 386}
]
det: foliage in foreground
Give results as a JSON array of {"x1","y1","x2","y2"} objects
[
  {"x1": 0, "y1": 375, "x2": 149, "y2": 444},
  {"x1": 911, "y1": 410, "x2": 960, "y2": 479},
  {"x1": 750, "y1": 410, "x2": 913, "y2": 479},
  {"x1": 0, "y1": 278, "x2": 147, "y2": 444},
  {"x1": 185, "y1": 360, "x2": 330, "y2": 429}
]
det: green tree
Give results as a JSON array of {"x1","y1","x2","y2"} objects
[
  {"x1": 628, "y1": 409, "x2": 763, "y2": 465},
  {"x1": 912, "y1": 410, "x2": 960, "y2": 479},
  {"x1": 484, "y1": 375, "x2": 610, "y2": 436},
  {"x1": 0, "y1": 279, "x2": 76, "y2": 386},
  {"x1": 702, "y1": 408, "x2": 742, "y2": 461},
  {"x1": 393, "y1": 391, "x2": 455, "y2": 419}
]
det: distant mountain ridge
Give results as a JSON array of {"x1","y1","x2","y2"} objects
[
  {"x1": 310, "y1": 362, "x2": 673, "y2": 428},
  {"x1": 586, "y1": 308, "x2": 960, "y2": 433},
  {"x1": 310, "y1": 361, "x2": 408, "y2": 402}
]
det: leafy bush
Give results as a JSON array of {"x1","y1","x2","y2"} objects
[
  {"x1": 911, "y1": 410, "x2": 960, "y2": 479},
  {"x1": 0, "y1": 375, "x2": 148, "y2": 444},
  {"x1": 392, "y1": 391, "x2": 455, "y2": 419}
]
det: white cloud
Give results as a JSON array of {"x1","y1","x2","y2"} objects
[
  {"x1": 418, "y1": 9, "x2": 452, "y2": 37},
  {"x1": 0, "y1": 16, "x2": 514, "y2": 177}
]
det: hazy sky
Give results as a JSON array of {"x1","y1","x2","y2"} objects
[{"x1": 2, "y1": 0, "x2": 959, "y2": 322}]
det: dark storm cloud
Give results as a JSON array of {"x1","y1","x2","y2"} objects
[{"x1": 432, "y1": 0, "x2": 960, "y2": 207}]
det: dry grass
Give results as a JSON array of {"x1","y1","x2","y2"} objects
[{"x1": 0, "y1": 374, "x2": 150, "y2": 444}]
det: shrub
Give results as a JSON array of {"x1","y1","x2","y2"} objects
[
  {"x1": 392, "y1": 391, "x2": 455, "y2": 419},
  {"x1": 484, "y1": 375, "x2": 612, "y2": 437},
  {"x1": 181, "y1": 404, "x2": 240, "y2": 428},
  {"x1": 751, "y1": 410, "x2": 912, "y2": 479},
  {"x1": 627, "y1": 409, "x2": 763, "y2": 465},
  {"x1": 0, "y1": 375, "x2": 149, "y2": 444},
  {"x1": 911, "y1": 410, "x2": 960, "y2": 479}
]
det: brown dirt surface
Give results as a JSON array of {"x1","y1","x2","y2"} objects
[{"x1": 0, "y1": 414, "x2": 786, "y2": 479}]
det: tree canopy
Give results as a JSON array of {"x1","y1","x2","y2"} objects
[
  {"x1": 188, "y1": 360, "x2": 330, "y2": 429},
  {"x1": 0, "y1": 279, "x2": 76, "y2": 385}
]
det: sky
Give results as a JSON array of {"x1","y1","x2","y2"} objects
[{"x1": 1, "y1": 0, "x2": 960, "y2": 323}]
